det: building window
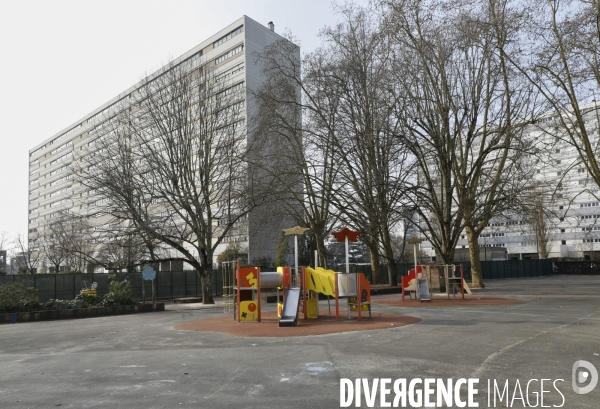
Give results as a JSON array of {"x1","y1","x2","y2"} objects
[
  {"x1": 561, "y1": 240, "x2": 566, "y2": 245},
  {"x1": 215, "y1": 81, "x2": 245, "y2": 99},
  {"x1": 215, "y1": 44, "x2": 244, "y2": 65},
  {"x1": 213, "y1": 25, "x2": 244, "y2": 49},
  {"x1": 216, "y1": 62, "x2": 244, "y2": 82}
]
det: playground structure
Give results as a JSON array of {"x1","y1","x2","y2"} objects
[
  {"x1": 80, "y1": 281, "x2": 98, "y2": 297},
  {"x1": 233, "y1": 264, "x2": 295, "y2": 325},
  {"x1": 402, "y1": 264, "x2": 471, "y2": 301},
  {"x1": 303, "y1": 267, "x2": 371, "y2": 320},
  {"x1": 232, "y1": 262, "x2": 372, "y2": 327}
]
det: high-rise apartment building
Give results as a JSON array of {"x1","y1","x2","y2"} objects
[{"x1": 28, "y1": 16, "x2": 298, "y2": 272}]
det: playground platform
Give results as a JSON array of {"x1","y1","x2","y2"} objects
[
  {"x1": 174, "y1": 308, "x2": 421, "y2": 337},
  {"x1": 374, "y1": 294, "x2": 524, "y2": 307}
]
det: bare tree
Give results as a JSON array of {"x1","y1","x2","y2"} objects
[
  {"x1": 0, "y1": 231, "x2": 10, "y2": 252},
  {"x1": 382, "y1": 0, "x2": 537, "y2": 287},
  {"x1": 13, "y1": 232, "x2": 40, "y2": 274},
  {"x1": 524, "y1": 0, "x2": 600, "y2": 194},
  {"x1": 93, "y1": 231, "x2": 147, "y2": 272},
  {"x1": 320, "y1": 4, "x2": 414, "y2": 285},
  {"x1": 255, "y1": 5, "x2": 413, "y2": 284},
  {"x1": 523, "y1": 183, "x2": 557, "y2": 259},
  {"x1": 40, "y1": 222, "x2": 69, "y2": 273},
  {"x1": 252, "y1": 35, "x2": 340, "y2": 265},
  {"x1": 76, "y1": 57, "x2": 273, "y2": 303},
  {"x1": 60, "y1": 214, "x2": 96, "y2": 272},
  {"x1": 0, "y1": 231, "x2": 10, "y2": 274}
]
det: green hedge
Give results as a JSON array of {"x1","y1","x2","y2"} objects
[
  {"x1": 0, "y1": 283, "x2": 42, "y2": 314},
  {"x1": 0, "y1": 279, "x2": 135, "y2": 314}
]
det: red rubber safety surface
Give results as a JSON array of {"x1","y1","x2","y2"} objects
[
  {"x1": 173, "y1": 309, "x2": 421, "y2": 337},
  {"x1": 374, "y1": 296, "x2": 524, "y2": 307}
]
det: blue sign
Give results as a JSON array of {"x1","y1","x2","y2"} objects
[{"x1": 142, "y1": 267, "x2": 156, "y2": 281}]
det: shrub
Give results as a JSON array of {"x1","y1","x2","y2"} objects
[
  {"x1": 100, "y1": 279, "x2": 133, "y2": 306},
  {"x1": 43, "y1": 299, "x2": 77, "y2": 310},
  {"x1": 74, "y1": 291, "x2": 101, "y2": 308},
  {"x1": 0, "y1": 283, "x2": 42, "y2": 314}
]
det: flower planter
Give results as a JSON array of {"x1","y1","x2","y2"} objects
[{"x1": 0, "y1": 302, "x2": 164, "y2": 324}]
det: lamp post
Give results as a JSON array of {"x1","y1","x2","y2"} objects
[
  {"x1": 331, "y1": 228, "x2": 361, "y2": 274},
  {"x1": 407, "y1": 236, "x2": 423, "y2": 272},
  {"x1": 283, "y1": 226, "x2": 310, "y2": 284}
]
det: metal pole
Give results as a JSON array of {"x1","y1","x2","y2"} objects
[
  {"x1": 345, "y1": 235, "x2": 349, "y2": 274},
  {"x1": 413, "y1": 243, "x2": 420, "y2": 300},
  {"x1": 536, "y1": 224, "x2": 539, "y2": 259},
  {"x1": 413, "y1": 243, "x2": 418, "y2": 272},
  {"x1": 314, "y1": 249, "x2": 318, "y2": 268},
  {"x1": 294, "y1": 234, "x2": 299, "y2": 284}
]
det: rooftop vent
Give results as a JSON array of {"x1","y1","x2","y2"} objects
[{"x1": 268, "y1": 21, "x2": 274, "y2": 32}]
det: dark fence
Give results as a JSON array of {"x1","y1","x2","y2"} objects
[
  {"x1": 0, "y1": 260, "x2": 556, "y2": 302},
  {"x1": 343, "y1": 259, "x2": 553, "y2": 284},
  {"x1": 0, "y1": 270, "x2": 226, "y2": 303},
  {"x1": 460, "y1": 259, "x2": 553, "y2": 281},
  {"x1": 554, "y1": 261, "x2": 600, "y2": 275}
]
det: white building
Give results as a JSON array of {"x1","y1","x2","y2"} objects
[
  {"x1": 28, "y1": 16, "x2": 298, "y2": 272},
  {"x1": 421, "y1": 103, "x2": 600, "y2": 261}
]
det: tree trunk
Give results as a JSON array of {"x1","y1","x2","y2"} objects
[
  {"x1": 199, "y1": 246, "x2": 215, "y2": 304},
  {"x1": 439, "y1": 244, "x2": 456, "y2": 266},
  {"x1": 200, "y1": 271, "x2": 214, "y2": 304},
  {"x1": 315, "y1": 231, "x2": 327, "y2": 268},
  {"x1": 466, "y1": 227, "x2": 485, "y2": 288},
  {"x1": 381, "y1": 225, "x2": 398, "y2": 286},
  {"x1": 386, "y1": 258, "x2": 397, "y2": 286},
  {"x1": 369, "y1": 246, "x2": 381, "y2": 284}
]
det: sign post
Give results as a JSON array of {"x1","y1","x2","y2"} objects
[{"x1": 142, "y1": 267, "x2": 157, "y2": 307}]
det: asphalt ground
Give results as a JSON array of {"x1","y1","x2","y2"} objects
[{"x1": 1, "y1": 275, "x2": 599, "y2": 409}]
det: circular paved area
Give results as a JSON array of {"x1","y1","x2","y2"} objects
[
  {"x1": 173, "y1": 308, "x2": 421, "y2": 337},
  {"x1": 374, "y1": 294, "x2": 524, "y2": 307}
]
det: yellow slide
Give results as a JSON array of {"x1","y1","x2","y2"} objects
[{"x1": 305, "y1": 267, "x2": 339, "y2": 297}]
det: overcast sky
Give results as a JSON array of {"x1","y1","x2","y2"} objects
[{"x1": 0, "y1": 0, "x2": 368, "y2": 241}]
